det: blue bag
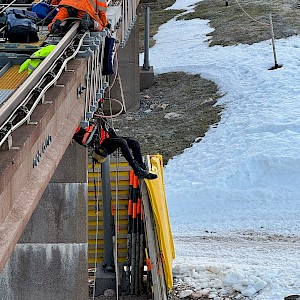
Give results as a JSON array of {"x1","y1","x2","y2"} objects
[
  {"x1": 102, "y1": 36, "x2": 115, "y2": 76},
  {"x1": 31, "y1": 2, "x2": 58, "y2": 22}
]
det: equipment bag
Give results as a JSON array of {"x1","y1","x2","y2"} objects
[
  {"x1": 6, "y1": 9, "x2": 39, "y2": 43},
  {"x1": 73, "y1": 125, "x2": 98, "y2": 147},
  {"x1": 102, "y1": 36, "x2": 115, "y2": 75}
]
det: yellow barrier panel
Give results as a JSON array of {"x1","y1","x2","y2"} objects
[{"x1": 145, "y1": 154, "x2": 175, "y2": 290}]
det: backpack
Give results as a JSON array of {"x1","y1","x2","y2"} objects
[
  {"x1": 73, "y1": 125, "x2": 98, "y2": 147},
  {"x1": 6, "y1": 9, "x2": 39, "y2": 43}
]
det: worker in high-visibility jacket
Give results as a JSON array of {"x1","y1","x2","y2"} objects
[
  {"x1": 48, "y1": 0, "x2": 107, "y2": 34},
  {"x1": 72, "y1": 120, "x2": 158, "y2": 180},
  {"x1": 19, "y1": 45, "x2": 56, "y2": 75}
]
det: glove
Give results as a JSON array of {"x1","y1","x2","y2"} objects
[
  {"x1": 79, "y1": 13, "x2": 97, "y2": 32},
  {"x1": 50, "y1": 20, "x2": 62, "y2": 34}
]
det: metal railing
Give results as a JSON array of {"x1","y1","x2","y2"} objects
[{"x1": 119, "y1": 0, "x2": 139, "y2": 46}]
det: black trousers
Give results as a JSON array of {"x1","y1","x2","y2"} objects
[{"x1": 101, "y1": 137, "x2": 143, "y2": 168}]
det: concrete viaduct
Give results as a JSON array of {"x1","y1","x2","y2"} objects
[{"x1": 0, "y1": 0, "x2": 155, "y2": 298}]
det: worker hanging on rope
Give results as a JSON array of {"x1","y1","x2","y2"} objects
[
  {"x1": 73, "y1": 119, "x2": 158, "y2": 180},
  {"x1": 48, "y1": 0, "x2": 108, "y2": 34}
]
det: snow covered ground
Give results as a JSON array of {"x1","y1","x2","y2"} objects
[{"x1": 144, "y1": 0, "x2": 300, "y2": 299}]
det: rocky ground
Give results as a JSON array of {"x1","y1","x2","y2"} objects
[
  {"x1": 114, "y1": 72, "x2": 223, "y2": 165},
  {"x1": 91, "y1": 0, "x2": 300, "y2": 299}
]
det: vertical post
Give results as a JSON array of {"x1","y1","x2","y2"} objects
[
  {"x1": 143, "y1": 5, "x2": 150, "y2": 70},
  {"x1": 101, "y1": 156, "x2": 114, "y2": 272},
  {"x1": 269, "y1": 13, "x2": 281, "y2": 69}
]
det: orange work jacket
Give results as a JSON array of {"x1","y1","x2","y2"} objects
[{"x1": 51, "y1": 0, "x2": 107, "y2": 28}]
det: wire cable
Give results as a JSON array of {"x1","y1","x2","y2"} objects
[{"x1": 234, "y1": 0, "x2": 270, "y2": 26}]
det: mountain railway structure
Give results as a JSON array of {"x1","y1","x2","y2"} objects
[{"x1": 0, "y1": 0, "x2": 174, "y2": 299}]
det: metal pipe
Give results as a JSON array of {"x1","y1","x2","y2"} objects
[
  {"x1": 143, "y1": 5, "x2": 150, "y2": 70},
  {"x1": 269, "y1": 14, "x2": 278, "y2": 67},
  {"x1": 101, "y1": 156, "x2": 114, "y2": 272}
]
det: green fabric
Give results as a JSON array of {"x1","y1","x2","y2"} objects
[{"x1": 19, "y1": 44, "x2": 55, "y2": 74}]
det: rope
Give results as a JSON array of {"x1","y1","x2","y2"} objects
[
  {"x1": 117, "y1": 73, "x2": 127, "y2": 114},
  {"x1": 95, "y1": 42, "x2": 126, "y2": 118},
  {"x1": 106, "y1": 75, "x2": 115, "y2": 131},
  {"x1": 234, "y1": 0, "x2": 270, "y2": 26},
  {"x1": 92, "y1": 158, "x2": 101, "y2": 300},
  {"x1": 108, "y1": 43, "x2": 120, "y2": 92},
  {"x1": 146, "y1": 21, "x2": 268, "y2": 47},
  {"x1": 94, "y1": 98, "x2": 124, "y2": 119},
  {"x1": 108, "y1": 48, "x2": 127, "y2": 114}
]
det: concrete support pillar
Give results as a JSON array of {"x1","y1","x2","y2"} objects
[
  {"x1": 140, "y1": 5, "x2": 155, "y2": 91},
  {"x1": 110, "y1": 18, "x2": 141, "y2": 112},
  {"x1": 0, "y1": 143, "x2": 88, "y2": 300}
]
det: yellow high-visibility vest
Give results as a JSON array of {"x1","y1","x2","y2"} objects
[{"x1": 19, "y1": 45, "x2": 56, "y2": 75}]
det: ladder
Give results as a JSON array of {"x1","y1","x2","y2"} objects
[{"x1": 87, "y1": 154, "x2": 169, "y2": 299}]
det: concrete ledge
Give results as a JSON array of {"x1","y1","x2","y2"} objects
[{"x1": 140, "y1": 66, "x2": 155, "y2": 91}]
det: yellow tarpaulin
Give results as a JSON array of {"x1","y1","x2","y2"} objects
[{"x1": 145, "y1": 154, "x2": 175, "y2": 290}]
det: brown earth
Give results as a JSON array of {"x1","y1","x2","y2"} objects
[
  {"x1": 116, "y1": 0, "x2": 300, "y2": 166},
  {"x1": 114, "y1": 72, "x2": 223, "y2": 165}
]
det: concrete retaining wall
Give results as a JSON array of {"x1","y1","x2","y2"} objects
[{"x1": 0, "y1": 143, "x2": 88, "y2": 300}]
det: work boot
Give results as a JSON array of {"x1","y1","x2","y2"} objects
[
  {"x1": 132, "y1": 161, "x2": 157, "y2": 180},
  {"x1": 139, "y1": 161, "x2": 157, "y2": 179},
  {"x1": 139, "y1": 162, "x2": 147, "y2": 170},
  {"x1": 144, "y1": 172, "x2": 158, "y2": 180}
]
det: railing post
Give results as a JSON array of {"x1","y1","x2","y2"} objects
[
  {"x1": 143, "y1": 5, "x2": 150, "y2": 70},
  {"x1": 268, "y1": 13, "x2": 282, "y2": 70}
]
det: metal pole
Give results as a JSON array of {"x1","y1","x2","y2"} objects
[
  {"x1": 143, "y1": 5, "x2": 150, "y2": 70},
  {"x1": 269, "y1": 13, "x2": 282, "y2": 69},
  {"x1": 101, "y1": 156, "x2": 114, "y2": 272}
]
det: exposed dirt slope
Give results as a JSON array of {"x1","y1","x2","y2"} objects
[{"x1": 114, "y1": 72, "x2": 223, "y2": 165}]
